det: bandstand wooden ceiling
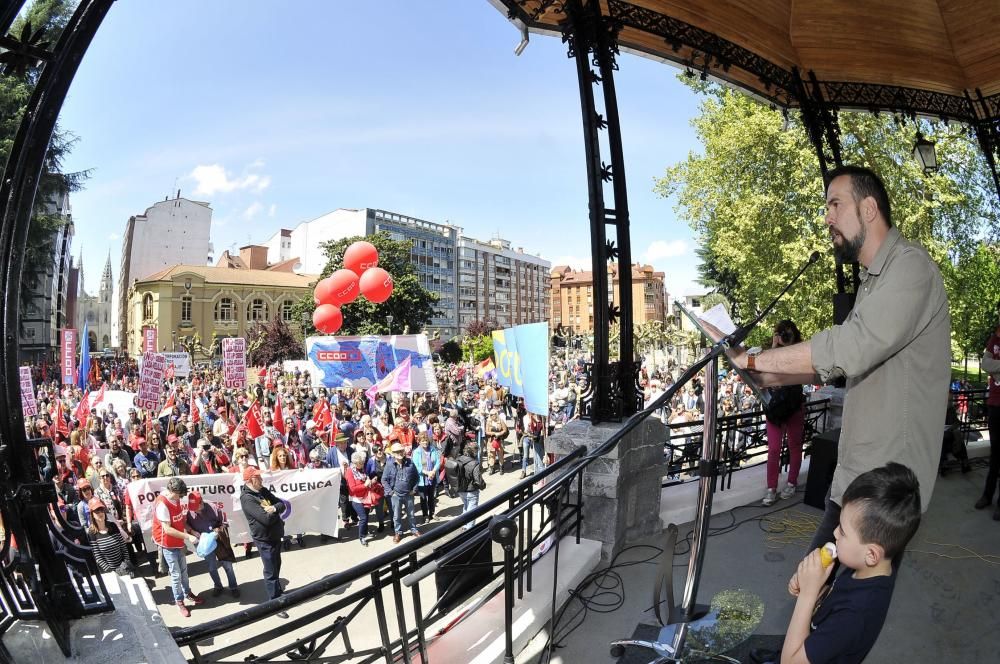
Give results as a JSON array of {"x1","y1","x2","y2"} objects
[{"x1": 494, "y1": 0, "x2": 1000, "y2": 121}]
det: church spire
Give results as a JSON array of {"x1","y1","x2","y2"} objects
[{"x1": 100, "y1": 250, "x2": 113, "y2": 303}]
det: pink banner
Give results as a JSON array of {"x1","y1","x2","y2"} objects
[
  {"x1": 61, "y1": 328, "x2": 77, "y2": 385},
  {"x1": 137, "y1": 352, "x2": 166, "y2": 411},
  {"x1": 142, "y1": 326, "x2": 158, "y2": 354},
  {"x1": 20, "y1": 366, "x2": 37, "y2": 418},
  {"x1": 222, "y1": 337, "x2": 247, "y2": 389}
]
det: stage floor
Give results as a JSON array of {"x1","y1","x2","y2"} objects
[{"x1": 526, "y1": 460, "x2": 1000, "y2": 663}]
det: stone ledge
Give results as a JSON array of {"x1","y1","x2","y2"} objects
[{"x1": 2, "y1": 572, "x2": 186, "y2": 664}]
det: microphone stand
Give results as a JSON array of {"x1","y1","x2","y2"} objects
[{"x1": 609, "y1": 251, "x2": 820, "y2": 663}]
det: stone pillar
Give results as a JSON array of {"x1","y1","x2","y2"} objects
[{"x1": 549, "y1": 417, "x2": 667, "y2": 560}]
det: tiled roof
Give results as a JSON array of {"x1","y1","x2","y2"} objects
[{"x1": 137, "y1": 265, "x2": 317, "y2": 288}]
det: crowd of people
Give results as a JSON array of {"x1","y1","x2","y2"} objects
[{"x1": 26, "y1": 358, "x2": 553, "y2": 617}]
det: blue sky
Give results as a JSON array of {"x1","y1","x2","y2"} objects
[{"x1": 58, "y1": 0, "x2": 704, "y2": 301}]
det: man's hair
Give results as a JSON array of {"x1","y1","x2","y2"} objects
[
  {"x1": 166, "y1": 477, "x2": 188, "y2": 495},
  {"x1": 842, "y1": 462, "x2": 920, "y2": 560},
  {"x1": 824, "y1": 165, "x2": 893, "y2": 228}
]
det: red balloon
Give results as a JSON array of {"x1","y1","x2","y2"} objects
[
  {"x1": 343, "y1": 241, "x2": 379, "y2": 276},
  {"x1": 312, "y1": 304, "x2": 343, "y2": 335},
  {"x1": 359, "y1": 267, "x2": 394, "y2": 303},
  {"x1": 328, "y1": 269, "x2": 360, "y2": 305},
  {"x1": 314, "y1": 277, "x2": 337, "y2": 306}
]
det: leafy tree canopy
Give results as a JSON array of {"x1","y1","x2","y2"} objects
[
  {"x1": 246, "y1": 317, "x2": 304, "y2": 366},
  {"x1": 293, "y1": 231, "x2": 439, "y2": 336},
  {"x1": 438, "y1": 339, "x2": 463, "y2": 364},
  {"x1": 655, "y1": 81, "x2": 1000, "y2": 347}
]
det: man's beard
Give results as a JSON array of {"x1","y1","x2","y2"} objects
[{"x1": 832, "y1": 217, "x2": 866, "y2": 262}]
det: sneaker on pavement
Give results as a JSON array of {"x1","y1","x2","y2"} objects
[
  {"x1": 410, "y1": 528, "x2": 420, "y2": 538},
  {"x1": 176, "y1": 601, "x2": 191, "y2": 618},
  {"x1": 212, "y1": 586, "x2": 224, "y2": 597},
  {"x1": 779, "y1": 483, "x2": 796, "y2": 500},
  {"x1": 186, "y1": 592, "x2": 205, "y2": 606},
  {"x1": 230, "y1": 587, "x2": 241, "y2": 598},
  {"x1": 276, "y1": 611, "x2": 289, "y2": 619},
  {"x1": 761, "y1": 489, "x2": 777, "y2": 507}
]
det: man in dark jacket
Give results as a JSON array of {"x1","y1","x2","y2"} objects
[
  {"x1": 456, "y1": 442, "x2": 484, "y2": 531},
  {"x1": 239, "y1": 466, "x2": 288, "y2": 618},
  {"x1": 381, "y1": 442, "x2": 419, "y2": 543}
]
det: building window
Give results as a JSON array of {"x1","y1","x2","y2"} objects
[
  {"x1": 247, "y1": 298, "x2": 268, "y2": 322},
  {"x1": 215, "y1": 297, "x2": 234, "y2": 322},
  {"x1": 181, "y1": 296, "x2": 192, "y2": 322},
  {"x1": 142, "y1": 294, "x2": 153, "y2": 320},
  {"x1": 281, "y1": 300, "x2": 294, "y2": 322}
]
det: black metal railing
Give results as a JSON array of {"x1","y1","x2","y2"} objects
[
  {"x1": 172, "y1": 446, "x2": 589, "y2": 663},
  {"x1": 662, "y1": 399, "x2": 831, "y2": 489},
  {"x1": 954, "y1": 388, "x2": 991, "y2": 438}
]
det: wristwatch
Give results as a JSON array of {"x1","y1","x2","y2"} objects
[{"x1": 745, "y1": 347, "x2": 761, "y2": 372}]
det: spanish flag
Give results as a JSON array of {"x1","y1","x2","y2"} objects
[{"x1": 475, "y1": 357, "x2": 496, "y2": 379}]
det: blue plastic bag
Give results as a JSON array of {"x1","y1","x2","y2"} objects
[{"x1": 196, "y1": 531, "x2": 218, "y2": 557}]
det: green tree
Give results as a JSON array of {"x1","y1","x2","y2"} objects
[
  {"x1": 2, "y1": 2, "x2": 90, "y2": 308},
  {"x1": 292, "y1": 231, "x2": 439, "y2": 336},
  {"x1": 945, "y1": 242, "x2": 1000, "y2": 363},
  {"x1": 655, "y1": 81, "x2": 1000, "y2": 347},
  {"x1": 461, "y1": 335, "x2": 494, "y2": 363}
]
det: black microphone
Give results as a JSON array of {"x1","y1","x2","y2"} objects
[{"x1": 724, "y1": 251, "x2": 821, "y2": 348}]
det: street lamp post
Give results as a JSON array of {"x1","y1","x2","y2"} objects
[
  {"x1": 386, "y1": 314, "x2": 394, "y2": 335},
  {"x1": 300, "y1": 311, "x2": 310, "y2": 357},
  {"x1": 171, "y1": 331, "x2": 176, "y2": 352}
]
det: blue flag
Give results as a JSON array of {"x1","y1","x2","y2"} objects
[{"x1": 78, "y1": 320, "x2": 90, "y2": 391}]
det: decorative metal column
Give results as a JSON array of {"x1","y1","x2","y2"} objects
[
  {"x1": 967, "y1": 89, "x2": 1000, "y2": 202},
  {"x1": 793, "y1": 68, "x2": 858, "y2": 325},
  {"x1": 561, "y1": 0, "x2": 638, "y2": 423},
  {"x1": 0, "y1": 1, "x2": 116, "y2": 655}
]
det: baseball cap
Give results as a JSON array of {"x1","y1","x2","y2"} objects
[
  {"x1": 87, "y1": 497, "x2": 106, "y2": 512},
  {"x1": 242, "y1": 466, "x2": 261, "y2": 482}
]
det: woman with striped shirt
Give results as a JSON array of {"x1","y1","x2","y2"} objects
[{"x1": 87, "y1": 498, "x2": 133, "y2": 577}]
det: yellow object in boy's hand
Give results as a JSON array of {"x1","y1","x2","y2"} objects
[{"x1": 819, "y1": 542, "x2": 837, "y2": 567}]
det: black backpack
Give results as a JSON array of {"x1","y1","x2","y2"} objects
[{"x1": 459, "y1": 458, "x2": 485, "y2": 492}]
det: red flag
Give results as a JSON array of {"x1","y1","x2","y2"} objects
[
  {"x1": 273, "y1": 396, "x2": 285, "y2": 436},
  {"x1": 245, "y1": 400, "x2": 265, "y2": 439},
  {"x1": 228, "y1": 408, "x2": 238, "y2": 436},
  {"x1": 158, "y1": 393, "x2": 176, "y2": 419},
  {"x1": 91, "y1": 383, "x2": 106, "y2": 407},
  {"x1": 312, "y1": 398, "x2": 332, "y2": 430},
  {"x1": 166, "y1": 364, "x2": 175, "y2": 381},
  {"x1": 74, "y1": 391, "x2": 91, "y2": 428},
  {"x1": 190, "y1": 390, "x2": 201, "y2": 424},
  {"x1": 56, "y1": 401, "x2": 70, "y2": 437}
]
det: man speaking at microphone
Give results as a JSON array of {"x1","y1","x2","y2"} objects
[{"x1": 721, "y1": 165, "x2": 950, "y2": 552}]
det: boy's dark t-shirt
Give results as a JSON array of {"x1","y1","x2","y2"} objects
[{"x1": 804, "y1": 569, "x2": 895, "y2": 664}]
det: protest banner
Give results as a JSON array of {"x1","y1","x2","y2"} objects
[
  {"x1": 140, "y1": 352, "x2": 192, "y2": 378},
  {"x1": 20, "y1": 366, "x2": 37, "y2": 417},
  {"x1": 142, "y1": 326, "x2": 158, "y2": 354},
  {"x1": 60, "y1": 328, "x2": 77, "y2": 385},
  {"x1": 222, "y1": 337, "x2": 247, "y2": 388},
  {"x1": 126, "y1": 468, "x2": 341, "y2": 549},
  {"x1": 86, "y1": 389, "x2": 137, "y2": 420},
  {"x1": 492, "y1": 322, "x2": 549, "y2": 416},
  {"x1": 305, "y1": 334, "x2": 437, "y2": 391},
  {"x1": 137, "y1": 352, "x2": 165, "y2": 411}
]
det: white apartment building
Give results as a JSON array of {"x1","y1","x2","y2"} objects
[
  {"x1": 117, "y1": 193, "x2": 213, "y2": 347},
  {"x1": 457, "y1": 235, "x2": 550, "y2": 332}
]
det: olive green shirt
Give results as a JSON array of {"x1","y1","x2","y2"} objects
[{"x1": 810, "y1": 227, "x2": 950, "y2": 512}]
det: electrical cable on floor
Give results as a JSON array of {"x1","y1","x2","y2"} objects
[
  {"x1": 541, "y1": 496, "x2": 812, "y2": 662},
  {"x1": 905, "y1": 540, "x2": 1000, "y2": 566}
]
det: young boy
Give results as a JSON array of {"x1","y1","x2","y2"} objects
[{"x1": 781, "y1": 462, "x2": 921, "y2": 664}]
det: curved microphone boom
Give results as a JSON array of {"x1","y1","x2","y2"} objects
[{"x1": 724, "y1": 250, "x2": 821, "y2": 348}]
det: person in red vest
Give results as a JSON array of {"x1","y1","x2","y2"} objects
[{"x1": 153, "y1": 477, "x2": 203, "y2": 617}]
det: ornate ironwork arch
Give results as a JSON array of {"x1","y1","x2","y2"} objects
[{"x1": 0, "y1": 0, "x2": 117, "y2": 655}]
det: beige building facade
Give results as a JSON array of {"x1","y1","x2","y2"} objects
[
  {"x1": 550, "y1": 262, "x2": 669, "y2": 333},
  {"x1": 125, "y1": 258, "x2": 315, "y2": 357}
]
